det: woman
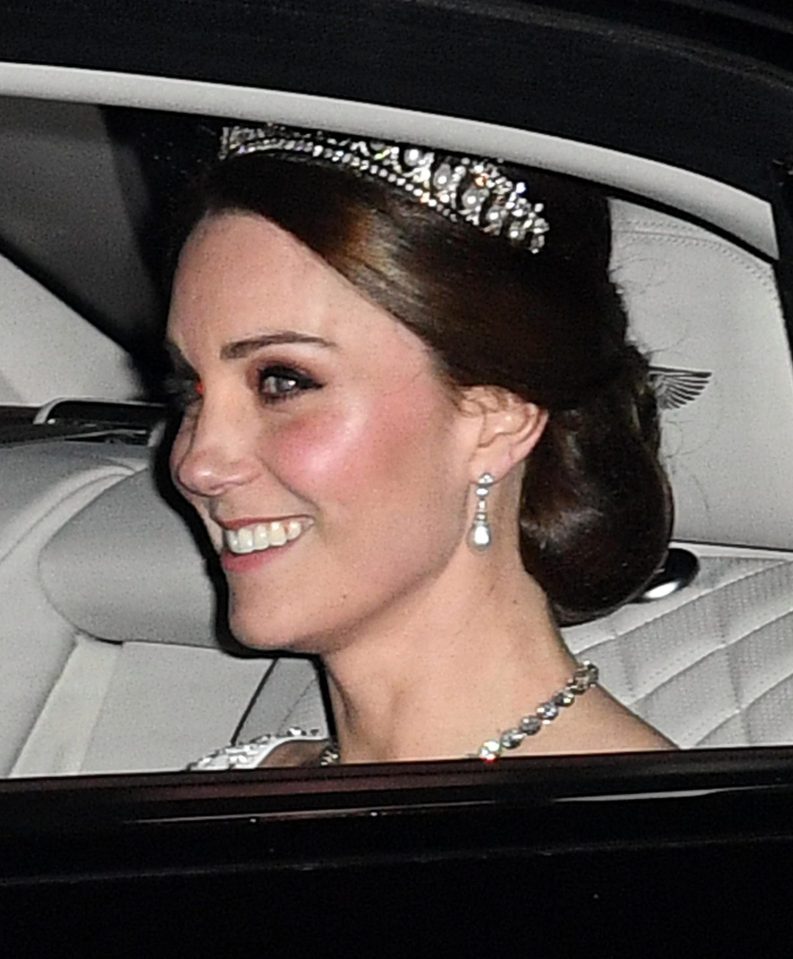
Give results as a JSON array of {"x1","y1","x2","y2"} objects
[{"x1": 167, "y1": 124, "x2": 674, "y2": 767}]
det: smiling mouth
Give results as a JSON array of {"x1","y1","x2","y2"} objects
[{"x1": 222, "y1": 519, "x2": 309, "y2": 555}]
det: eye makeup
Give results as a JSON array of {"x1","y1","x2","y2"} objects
[
  {"x1": 256, "y1": 364, "x2": 323, "y2": 403},
  {"x1": 163, "y1": 332, "x2": 327, "y2": 412}
]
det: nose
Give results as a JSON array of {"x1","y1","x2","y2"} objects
[{"x1": 171, "y1": 396, "x2": 260, "y2": 500}]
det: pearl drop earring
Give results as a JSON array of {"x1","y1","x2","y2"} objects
[{"x1": 467, "y1": 473, "x2": 495, "y2": 551}]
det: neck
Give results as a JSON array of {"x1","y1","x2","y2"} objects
[{"x1": 322, "y1": 550, "x2": 577, "y2": 763}]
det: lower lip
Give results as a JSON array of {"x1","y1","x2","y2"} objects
[{"x1": 220, "y1": 538, "x2": 300, "y2": 573}]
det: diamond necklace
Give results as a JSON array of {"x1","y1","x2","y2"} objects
[{"x1": 318, "y1": 660, "x2": 598, "y2": 765}]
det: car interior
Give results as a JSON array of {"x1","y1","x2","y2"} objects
[{"x1": 2, "y1": 76, "x2": 793, "y2": 777}]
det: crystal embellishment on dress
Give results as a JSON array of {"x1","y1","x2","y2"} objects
[
  {"x1": 187, "y1": 727, "x2": 326, "y2": 771},
  {"x1": 219, "y1": 124, "x2": 550, "y2": 253}
]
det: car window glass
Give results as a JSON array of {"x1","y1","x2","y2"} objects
[{"x1": 2, "y1": 99, "x2": 793, "y2": 779}]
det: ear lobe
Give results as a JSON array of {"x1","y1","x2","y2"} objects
[{"x1": 462, "y1": 386, "x2": 548, "y2": 479}]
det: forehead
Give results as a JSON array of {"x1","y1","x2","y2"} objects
[{"x1": 168, "y1": 212, "x2": 421, "y2": 360}]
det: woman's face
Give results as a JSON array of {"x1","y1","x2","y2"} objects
[{"x1": 168, "y1": 213, "x2": 479, "y2": 651}]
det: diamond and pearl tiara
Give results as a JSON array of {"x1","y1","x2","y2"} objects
[{"x1": 219, "y1": 124, "x2": 550, "y2": 253}]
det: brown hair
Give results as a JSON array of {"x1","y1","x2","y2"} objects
[{"x1": 175, "y1": 151, "x2": 672, "y2": 624}]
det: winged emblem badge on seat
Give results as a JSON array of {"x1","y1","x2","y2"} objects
[{"x1": 649, "y1": 366, "x2": 712, "y2": 411}]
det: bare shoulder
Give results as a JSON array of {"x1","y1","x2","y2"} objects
[
  {"x1": 572, "y1": 686, "x2": 677, "y2": 752},
  {"x1": 530, "y1": 685, "x2": 676, "y2": 756}
]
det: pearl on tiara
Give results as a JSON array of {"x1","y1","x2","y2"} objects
[{"x1": 219, "y1": 123, "x2": 550, "y2": 253}]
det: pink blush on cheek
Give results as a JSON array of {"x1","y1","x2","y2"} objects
[
  {"x1": 272, "y1": 397, "x2": 432, "y2": 506},
  {"x1": 271, "y1": 410, "x2": 366, "y2": 495}
]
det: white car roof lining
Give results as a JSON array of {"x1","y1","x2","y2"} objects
[
  {"x1": 0, "y1": 60, "x2": 779, "y2": 259},
  {"x1": 3, "y1": 54, "x2": 793, "y2": 771}
]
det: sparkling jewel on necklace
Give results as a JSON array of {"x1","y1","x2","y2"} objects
[
  {"x1": 476, "y1": 661, "x2": 598, "y2": 762},
  {"x1": 317, "y1": 661, "x2": 598, "y2": 766}
]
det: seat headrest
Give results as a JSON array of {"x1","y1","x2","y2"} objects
[{"x1": 41, "y1": 467, "x2": 226, "y2": 647}]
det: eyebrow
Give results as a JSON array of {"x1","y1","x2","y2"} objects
[
  {"x1": 220, "y1": 332, "x2": 336, "y2": 360},
  {"x1": 164, "y1": 331, "x2": 336, "y2": 369}
]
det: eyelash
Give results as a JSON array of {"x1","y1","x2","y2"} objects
[
  {"x1": 257, "y1": 364, "x2": 322, "y2": 403},
  {"x1": 163, "y1": 365, "x2": 322, "y2": 410}
]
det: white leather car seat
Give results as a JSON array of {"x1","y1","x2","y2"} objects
[{"x1": 1, "y1": 443, "x2": 324, "y2": 777}]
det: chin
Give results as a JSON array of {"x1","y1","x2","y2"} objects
[{"x1": 228, "y1": 603, "x2": 318, "y2": 654}]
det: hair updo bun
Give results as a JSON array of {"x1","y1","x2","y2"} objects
[{"x1": 179, "y1": 151, "x2": 672, "y2": 624}]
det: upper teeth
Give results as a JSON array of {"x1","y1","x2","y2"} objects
[{"x1": 223, "y1": 519, "x2": 307, "y2": 554}]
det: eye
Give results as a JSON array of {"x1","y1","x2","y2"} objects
[{"x1": 258, "y1": 365, "x2": 321, "y2": 403}]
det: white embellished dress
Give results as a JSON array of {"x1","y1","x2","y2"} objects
[{"x1": 187, "y1": 728, "x2": 329, "y2": 771}]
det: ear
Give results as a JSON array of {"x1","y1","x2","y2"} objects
[{"x1": 459, "y1": 386, "x2": 548, "y2": 481}]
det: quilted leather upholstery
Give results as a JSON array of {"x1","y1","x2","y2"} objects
[{"x1": 566, "y1": 548, "x2": 793, "y2": 748}]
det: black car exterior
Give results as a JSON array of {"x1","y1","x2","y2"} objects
[{"x1": 2, "y1": 1, "x2": 793, "y2": 949}]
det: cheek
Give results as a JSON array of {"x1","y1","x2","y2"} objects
[
  {"x1": 272, "y1": 410, "x2": 362, "y2": 492},
  {"x1": 271, "y1": 393, "x2": 447, "y2": 506}
]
